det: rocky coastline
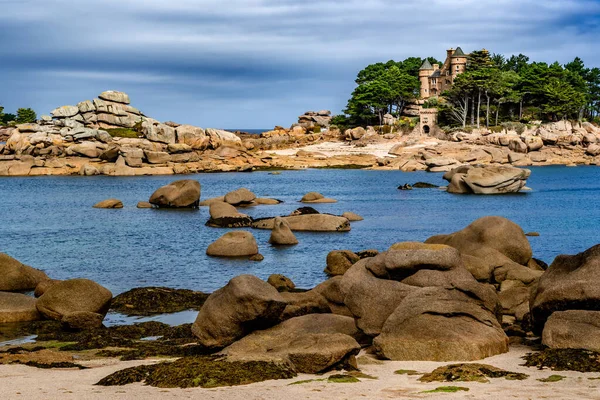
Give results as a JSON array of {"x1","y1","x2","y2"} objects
[
  {"x1": 1, "y1": 91, "x2": 600, "y2": 177},
  {"x1": 1, "y1": 178, "x2": 600, "y2": 398}
]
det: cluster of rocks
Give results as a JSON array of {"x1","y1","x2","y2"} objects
[
  {"x1": 189, "y1": 216, "x2": 552, "y2": 370},
  {"x1": 296, "y1": 110, "x2": 332, "y2": 130},
  {"x1": 0, "y1": 91, "x2": 246, "y2": 176},
  {"x1": 0, "y1": 253, "x2": 112, "y2": 330}
]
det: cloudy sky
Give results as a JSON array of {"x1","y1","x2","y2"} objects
[{"x1": 1, "y1": 0, "x2": 599, "y2": 128}]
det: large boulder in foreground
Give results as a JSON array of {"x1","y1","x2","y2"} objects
[
  {"x1": 0, "y1": 253, "x2": 49, "y2": 292},
  {"x1": 252, "y1": 214, "x2": 351, "y2": 232},
  {"x1": 542, "y1": 310, "x2": 600, "y2": 352},
  {"x1": 444, "y1": 165, "x2": 530, "y2": 194},
  {"x1": 425, "y1": 216, "x2": 535, "y2": 283},
  {"x1": 0, "y1": 292, "x2": 41, "y2": 323},
  {"x1": 149, "y1": 179, "x2": 201, "y2": 208},
  {"x1": 221, "y1": 314, "x2": 361, "y2": 373},
  {"x1": 530, "y1": 244, "x2": 600, "y2": 333},
  {"x1": 206, "y1": 231, "x2": 258, "y2": 257},
  {"x1": 373, "y1": 286, "x2": 508, "y2": 361},
  {"x1": 268, "y1": 217, "x2": 298, "y2": 245},
  {"x1": 36, "y1": 278, "x2": 113, "y2": 321},
  {"x1": 192, "y1": 275, "x2": 286, "y2": 349}
]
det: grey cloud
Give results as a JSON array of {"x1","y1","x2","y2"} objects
[{"x1": 1, "y1": 0, "x2": 599, "y2": 127}]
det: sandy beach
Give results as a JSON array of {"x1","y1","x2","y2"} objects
[{"x1": 1, "y1": 346, "x2": 598, "y2": 400}]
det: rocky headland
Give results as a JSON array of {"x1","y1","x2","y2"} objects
[{"x1": 1, "y1": 91, "x2": 600, "y2": 176}]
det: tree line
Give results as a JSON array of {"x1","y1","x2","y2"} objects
[
  {"x1": 335, "y1": 50, "x2": 600, "y2": 129},
  {"x1": 0, "y1": 106, "x2": 37, "y2": 126}
]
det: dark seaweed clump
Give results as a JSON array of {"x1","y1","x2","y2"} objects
[
  {"x1": 96, "y1": 356, "x2": 296, "y2": 388},
  {"x1": 110, "y1": 287, "x2": 209, "y2": 315},
  {"x1": 419, "y1": 363, "x2": 529, "y2": 383},
  {"x1": 14, "y1": 360, "x2": 88, "y2": 370},
  {"x1": 523, "y1": 349, "x2": 600, "y2": 373}
]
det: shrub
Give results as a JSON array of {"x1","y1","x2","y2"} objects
[
  {"x1": 501, "y1": 121, "x2": 526, "y2": 135},
  {"x1": 489, "y1": 125, "x2": 504, "y2": 133},
  {"x1": 16, "y1": 108, "x2": 37, "y2": 123},
  {"x1": 105, "y1": 128, "x2": 140, "y2": 138},
  {"x1": 311, "y1": 125, "x2": 321, "y2": 134}
]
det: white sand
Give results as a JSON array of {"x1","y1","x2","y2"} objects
[{"x1": 1, "y1": 346, "x2": 598, "y2": 399}]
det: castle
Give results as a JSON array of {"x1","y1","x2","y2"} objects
[{"x1": 419, "y1": 47, "x2": 468, "y2": 99}]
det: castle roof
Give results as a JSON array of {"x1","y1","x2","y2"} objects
[
  {"x1": 430, "y1": 70, "x2": 441, "y2": 77},
  {"x1": 453, "y1": 47, "x2": 466, "y2": 57},
  {"x1": 419, "y1": 59, "x2": 433, "y2": 70}
]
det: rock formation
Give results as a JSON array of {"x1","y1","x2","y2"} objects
[{"x1": 444, "y1": 165, "x2": 531, "y2": 194}]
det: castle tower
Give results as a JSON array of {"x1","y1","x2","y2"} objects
[
  {"x1": 450, "y1": 46, "x2": 468, "y2": 81},
  {"x1": 419, "y1": 59, "x2": 434, "y2": 99}
]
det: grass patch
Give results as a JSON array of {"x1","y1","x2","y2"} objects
[
  {"x1": 327, "y1": 374, "x2": 360, "y2": 383},
  {"x1": 537, "y1": 375, "x2": 566, "y2": 383},
  {"x1": 105, "y1": 128, "x2": 140, "y2": 138},
  {"x1": 421, "y1": 386, "x2": 469, "y2": 393},
  {"x1": 395, "y1": 369, "x2": 420, "y2": 376},
  {"x1": 288, "y1": 378, "x2": 326, "y2": 385}
]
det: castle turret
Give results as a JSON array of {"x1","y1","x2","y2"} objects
[
  {"x1": 450, "y1": 46, "x2": 468, "y2": 80},
  {"x1": 419, "y1": 59, "x2": 434, "y2": 99}
]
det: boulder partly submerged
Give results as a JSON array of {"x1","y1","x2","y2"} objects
[
  {"x1": 36, "y1": 278, "x2": 113, "y2": 321},
  {"x1": 0, "y1": 292, "x2": 41, "y2": 323},
  {"x1": 252, "y1": 214, "x2": 351, "y2": 232},
  {"x1": 149, "y1": 179, "x2": 201, "y2": 208},
  {"x1": 300, "y1": 192, "x2": 337, "y2": 203},
  {"x1": 206, "y1": 231, "x2": 259, "y2": 257},
  {"x1": 444, "y1": 165, "x2": 531, "y2": 194}
]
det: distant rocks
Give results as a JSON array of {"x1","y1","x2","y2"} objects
[
  {"x1": 93, "y1": 198, "x2": 123, "y2": 209},
  {"x1": 296, "y1": 110, "x2": 332, "y2": 131},
  {"x1": 342, "y1": 212, "x2": 363, "y2": 221},
  {"x1": 300, "y1": 192, "x2": 337, "y2": 203},
  {"x1": 253, "y1": 213, "x2": 351, "y2": 232}
]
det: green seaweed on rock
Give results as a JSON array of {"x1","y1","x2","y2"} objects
[
  {"x1": 110, "y1": 287, "x2": 209, "y2": 315},
  {"x1": 327, "y1": 374, "x2": 360, "y2": 383},
  {"x1": 537, "y1": 375, "x2": 566, "y2": 382},
  {"x1": 523, "y1": 349, "x2": 600, "y2": 373},
  {"x1": 96, "y1": 356, "x2": 296, "y2": 388},
  {"x1": 419, "y1": 363, "x2": 529, "y2": 384},
  {"x1": 421, "y1": 386, "x2": 470, "y2": 393}
]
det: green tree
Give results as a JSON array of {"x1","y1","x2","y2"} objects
[
  {"x1": 543, "y1": 78, "x2": 586, "y2": 121},
  {"x1": 16, "y1": 108, "x2": 37, "y2": 123}
]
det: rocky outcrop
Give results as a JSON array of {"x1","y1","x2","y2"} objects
[
  {"x1": 192, "y1": 275, "x2": 286, "y2": 349},
  {"x1": 206, "y1": 231, "x2": 259, "y2": 257},
  {"x1": 149, "y1": 179, "x2": 200, "y2": 208},
  {"x1": 444, "y1": 165, "x2": 530, "y2": 194},
  {"x1": 296, "y1": 110, "x2": 332, "y2": 131},
  {"x1": 268, "y1": 217, "x2": 298, "y2": 245},
  {"x1": 221, "y1": 314, "x2": 360, "y2": 374},
  {"x1": 224, "y1": 188, "x2": 256, "y2": 206},
  {"x1": 36, "y1": 278, "x2": 113, "y2": 321},
  {"x1": 267, "y1": 274, "x2": 296, "y2": 292},
  {"x1": 0, "y1": 253, "x2": 49, "y2": 292}
]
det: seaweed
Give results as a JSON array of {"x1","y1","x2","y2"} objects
[
  {"x1": 96, "y1": 356, "x2": 296, "y2": 388},
  {"x1": 12, "y1": 360, "x2": 88, "y2": 370},
  {"x1": 419, "y1": 363, "x2": 529, "y2": 384},
  {"x1": 523, "y1": 348, "x2": 600, "y2": 372},
  {"x1": 110, "y1": 287, "x2": 209, "y2": 315},
  {"x1": 421, "y1": 386, "x2": 469, "y2": 393}
]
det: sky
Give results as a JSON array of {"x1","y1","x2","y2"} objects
[{"x1": 1, "y1": 0, "x2": 600, "y2": 129}]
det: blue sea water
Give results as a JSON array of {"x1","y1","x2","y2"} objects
[{"x1": 1, "y1": 166, "x2": 600, "y2": 298}]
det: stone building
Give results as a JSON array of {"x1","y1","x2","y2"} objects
[{"x1": 419, "y1": 47, "x2": 468, "y2": 99}]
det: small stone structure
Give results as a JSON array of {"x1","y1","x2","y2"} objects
[{"x1": 419, "y1": 108, "x2": 438, "y2": 135}]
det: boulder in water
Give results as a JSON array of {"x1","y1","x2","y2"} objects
[
  {"x1": 36, "y1": 278, "x2": 113, "y2": 321},
  {"x1": 444, "y1": 165, "x2": 531, "y2": 194},
  {"x1": 149, "y1": 179, "x2": 201, "y2": 208},
  {"x1": 0, "y1": 253, "x2": 49, "y2": 292},
  {"x1": 0, "y1": 292, "x2": 41, "y2": 323},
  {"x1": 206, "y1": 231, "x2": 259, "y2": 257},
  {"x1": 300, "y1": 192, "x2": 337, "y2": 203},
  {"x1": 268, "y1": 217, "x2": 298, "y2": 245},
  {"x1": 93, "y1": 198, "x2": 123, "y2": 209}
]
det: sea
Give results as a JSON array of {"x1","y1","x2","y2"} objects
[{"x1": 1, "y1": 166, "x2": 600, "y2": 329}]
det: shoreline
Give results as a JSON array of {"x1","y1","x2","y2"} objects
[{"x1": 0, "y1": 346, "x2": 598, "y2": 399}]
